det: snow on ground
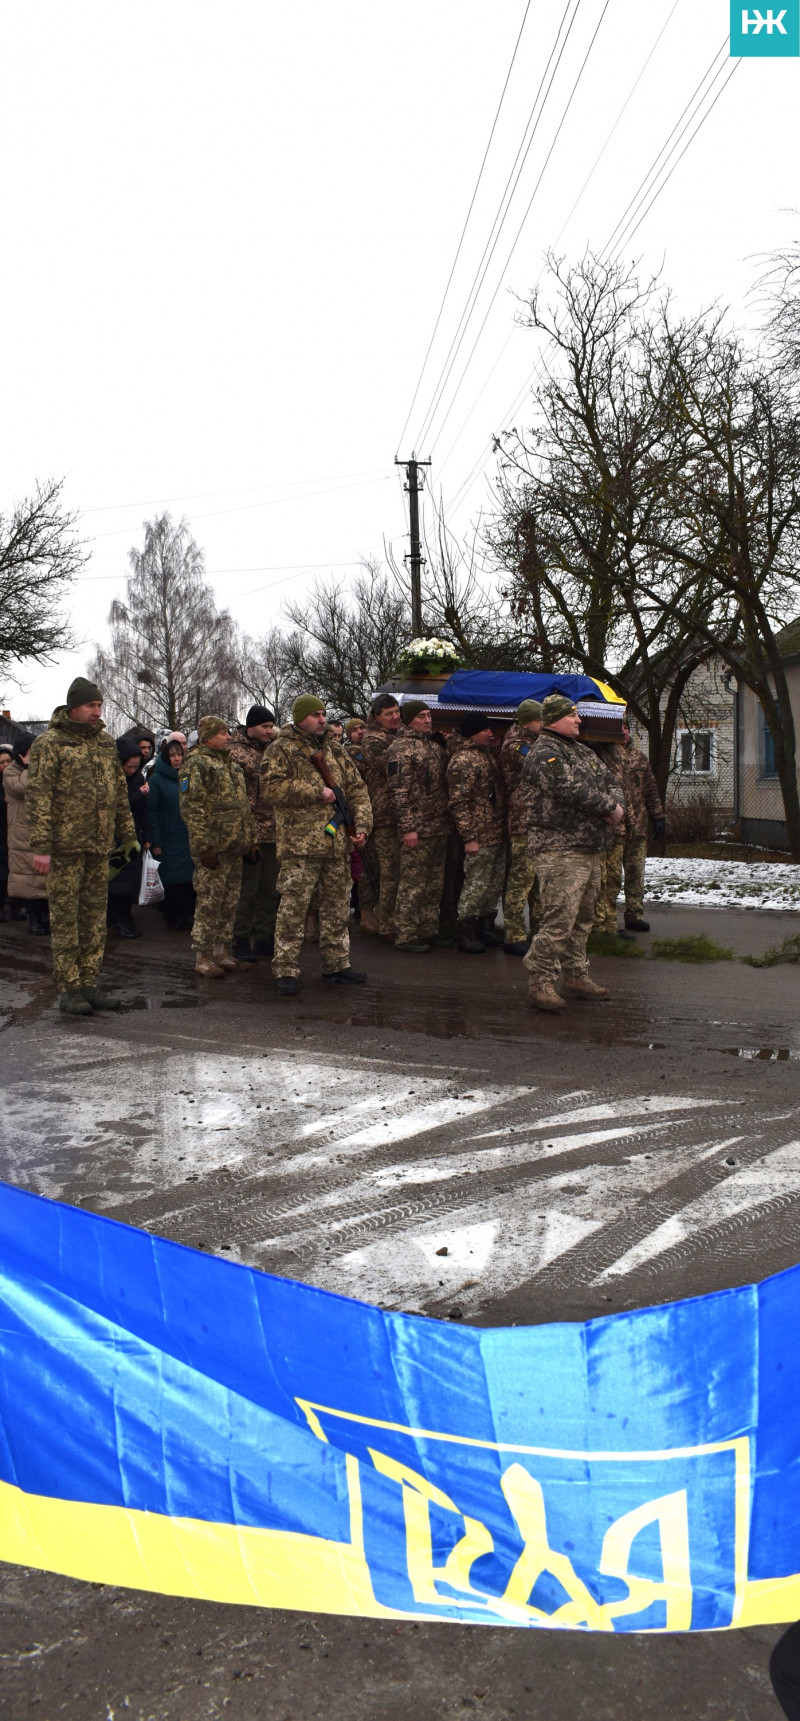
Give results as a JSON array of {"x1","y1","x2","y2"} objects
[{"x1": 644, "y1": 857, "x2": 800, "y2": 912}]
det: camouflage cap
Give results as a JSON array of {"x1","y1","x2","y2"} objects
[
  {"x1": 541, "y1": 694, "x2": 577, "y2": 726},
  {"x1": 197, "y1": 715, "x2": 229, "y2": 743},
  {"x1": 516, "y1": 699, "x2": 543, "y2": 724},
  {"x1": 401, "y1": 699, "x2": 430, "y2": 725}
]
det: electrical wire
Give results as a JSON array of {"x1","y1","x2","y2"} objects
[
  {"x1": 607, "y1": 56, "x2": 740, "y2": 261},
  {"x1": 90, "y1": 474, "x2": 394, "y2": 539},
  {"x1": 411, "y1": 0, "x2": 584, "y2": 455},
  {"x1": 425, "y1": 0, "x2": 614, "y2": 458},
  {"x1": 395, "y1": 0, "x2": 533, "y2": 455},
  {"x1": 79, "y1": 468, "x2": 389, "y2": 515}
]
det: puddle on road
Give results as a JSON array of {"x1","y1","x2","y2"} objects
[
  {"x1": 118, "y1": 995, "x2": 207, "y2": 1012},
  {"x1": 720, "y1": 1046, "x2": 799, "y2": 1062}
]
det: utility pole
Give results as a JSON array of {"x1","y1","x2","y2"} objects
[{"x1": 395, "y1": 454, "x2": 431, "y2": 637}]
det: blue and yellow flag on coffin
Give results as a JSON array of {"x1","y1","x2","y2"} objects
[{"x1": 1, "y1": 1179, "x2": 799, "y2": 1632}]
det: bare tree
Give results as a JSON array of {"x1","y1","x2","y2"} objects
[
  {"x1": 754, "y1": 231, "x2": 800, "y2": 386},
  {"x1": 89, "y1": 513, "x2": 239, "y2": 733},
  {"x1": 283, "y1": 558, "x2": 409, "y2": 712},
  {"x1": 489, "y1": 255, "x2": 726, "y2": 800},
  {"x1": 0, "y1": 478, "x2": 86, "y2": 687},
  {"x1": 233, "y1": 625, "x2": 306, "y2": 724}
]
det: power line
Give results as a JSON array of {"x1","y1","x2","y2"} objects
[
  {"x1": 611, "y1": 59, "x2": 741, "y2": 260},
  {"x1": 395, "y1": 0, "x2": 533, "y2": 455},
  {"x1": 426, "y1": 0, "x2": 614, "y2": 458},
  {"x1": 600, "y1": 38, "x2": 729, "y2": 259},
  {"x1": 79, "y1": 468, "x2": 390, "y2": 516},
  {"x1": 411, "y1": 0, "x2": 584, "y2": 454},
  {"x1": 90, "y1": 474, "x2": 394, "y2": 539}
]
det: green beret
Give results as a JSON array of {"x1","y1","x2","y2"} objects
[
  {"x1": 516, "y1": 699, "x2": 543, "y2": 724},
  {"x1": 401, "y1": 699, "x2": 429, "y2": 725},
  {"x1": 541, "y1": 694, "x2": 577, "y2": 726},
  {"x1": 293, "y1": 694, "x2": 326, "y2": 724},
  {"x1": 197, "y1": 715, "x2": 229, "y2": 743},
  {"x1": 66, "y1": 676, "x2": 102, "y2": 710}
]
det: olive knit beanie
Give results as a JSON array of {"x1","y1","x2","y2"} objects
[
  {"x1": 541, "y1": 694, "x2": 577, "y2": 726},
  {"x1": 67, "y1": 676, "x2": 102, "y2": 710},
  {"x1": 401, "y1": 699, "x2": 429, "y2": 725},
  {"x1": 293, "y1": 694, "x2": 325, "y2": 724},
  {"x1": 516, "y1": 699, "x2": 542, "y2": 724},
  {"x1": 345, "y1": 716, "x2": 366, "y2": 737}
]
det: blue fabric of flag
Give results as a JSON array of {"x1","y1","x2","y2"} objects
[{"x1": 436, "y1": 671, "x2": 615, "y2": 708}]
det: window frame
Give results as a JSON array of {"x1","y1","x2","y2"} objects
[{"x1": 675, "y1": 728, "x2": 716, "y2": 777}]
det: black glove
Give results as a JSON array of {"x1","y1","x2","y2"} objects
[
  {"x1": 198, "y1": 848, "x2": 220, "y2": 870},
  {"x1": 652, "y1": 818, "x2": 666, "y2": 842},
  {"x1": 243, "y1": 844, "x2": 261, "y2": 867}
]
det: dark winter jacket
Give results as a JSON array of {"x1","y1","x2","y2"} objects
[
  {"x1": 145, "y1": 754, "x2": 194, "y2": 884},
  {"x1": 109, "y1": 748, "x2": 149, "y2": 900}
]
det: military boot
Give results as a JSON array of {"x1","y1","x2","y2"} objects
[
  {"x1": 527, "y1": 982, "x2": 566, "y2": 1013},
  {"x1": 233, "y1": 937, "x2": 257, "y2": 963},
  {"x1": 562, "y1": 976, "x2": 610, "y2": 1000},
  {"x1": 59, "y1": 991, "x2": 93, "y2": 1016},
  {"x1": 457, "y1": 918, "x2": 487, "y2": 954},
  {"x1": 195, "y1": 951, "x2": 225, "y2": 977},
  {"x1": 81, "y1": 989, "x2": 121, "y2": 1011},
  {"x1": 213, "y1": 944, "x2": 241, "y2": 971},
  {"x1": 478, "y1": 916, "x2": 505, "y2": 948}
]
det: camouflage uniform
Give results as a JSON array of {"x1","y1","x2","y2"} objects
[
  {"x1": 26, "y1": 707, "x2": 135, "y2": 994},
  {"x1": 522, "y1": 732, "x2": 621, "y2": 989},
  {"x1": 178, "y1": 745, "x2": 254, "y2": 954},
  {"x1": 262, "y1": 726, "x2": 371, "y2": 978},
  {"x1": 500, "y1": 723, "x2": 541, "y2": 942},
  {"x1": 620, "y1": 741, "x2": 663, "y2": 924},
  {"x1": 386, "y1": 728, "x2": 449, "y2": 944},
  {"x1": 228, "y1": 728, "x2": 280, "y2": 945},
  {"x1": 361, "y1": 720, "x2": 402, "y2": 935},
  {"x1": 446, "y1": 738, "x2": 507, "y2": 920}
]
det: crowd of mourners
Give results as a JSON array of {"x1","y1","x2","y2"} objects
[{"x1": 0, "y1": 674, "x2": 664, "y2": 1016}]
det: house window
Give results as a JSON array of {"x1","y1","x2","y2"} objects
[{"x1": 678, "y1": 731, "x2": 713, "y2": 774}]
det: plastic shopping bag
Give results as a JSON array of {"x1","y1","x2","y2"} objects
[{"x1": 138, "y1": 851, "x2": 164, "y2": 907}]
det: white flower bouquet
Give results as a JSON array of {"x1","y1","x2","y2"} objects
[{"x1": 396, "y1": 636, "x2": 462, "y2": 676}]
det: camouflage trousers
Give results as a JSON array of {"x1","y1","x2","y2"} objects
[
  {"x1": 234, "y1": 842, "x2": 280, "y2": 941},
  {"x1": 594, "y1": 834, "x2": 626, "y2": 934},
  {"x1": 458, "y1": 841, "x2": 507, "y2": 921},
  {"x1": 395, "y1": 833, "x2": 448, "y2": 943},
  {"x1": 374, "y1": 827, "x2": 402, "y2": 935},
  {"x1": 622, "y1": 835, "x2": 648, "y2": 922},
  {"x1": 48, "y1": 852, "x2": 109, "y2": 993},
  {"x1": 524, "y1": 849, "x2": 602, "y2": 988},
  {"x1": 503, "y1": 835, "x2": 541, "y2": 943},
  {"x1": 273, "y1": 848, "x2": 351, "y2": 978},
  {"x1": 192, "y1": 851, "x2": 243, "y2": 953}
]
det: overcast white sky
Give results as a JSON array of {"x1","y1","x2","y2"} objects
[{"x1": 1, "y1": 0, "x2": 798, "y2": 721}]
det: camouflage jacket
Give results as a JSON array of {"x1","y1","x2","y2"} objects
[
  {"x1": 345, "y1": 739, "x2": 368, "y2": 782},
  {"x1": 522, "y1": 731, "x2": 622, "y2": 854},
  {"x1": 360, "y1": 721, "x2": 397, "y2": 828},
  {"x1": 500, "y1": 723, "x2": 538, "y2": 836},
  {"x1": 178, "y1": 745, "x2": 254, "y2": 859},
  {"x1": 386, "y1": 729, "x2": 449, "y2": 837},
  {"x1": 26, "y1": 708, "x2": 135, "y2": 857},
  {"x1": 618, "y1": 741, "x2": 664, "y2": 838},
  {"x1": 446, "y1": 738, "x2": 507, "y2": 845},
  {"x1": 228, "y1": 728, "x2": 276, "y2": 843},
  {"x1": 261, "y1": 725, "x2": 372, "y2": 858}
]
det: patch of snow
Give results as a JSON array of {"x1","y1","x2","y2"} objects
[{"x1": 644, "y1": 857, "x2": 800, "y2": 912}]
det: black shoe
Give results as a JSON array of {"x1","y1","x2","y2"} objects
[
  {"x1": 81, "y1": 989, "x2": 122, "y2": 1011},
  {"x1": 457, "y1": 918, "x2": 487, "y2": 954},
  {"x1": 233, "y1": 937, "x2": 257, "y2": 963},
  {"x1": 322, "y1": 968, "x2": 366, "y2": 984},
  {"x1": 277, "y1": 976, "x2": 298, "y2": 996},
  {"x1": 624, "y1": 917, "x2": 650, "y2": 932},
  {"x1": 503, "y1": 940, "x2": 530, "y2": 956},
  {"x1": 254, "y1": 937, "x2": 274, "y2": 957},
  {"x1": 114, "y1": 919, "x2": 139, "y2": 939},
  {"x1": 616, "y1": 927, "x2": 637, "y2": 941},
  {"x1": 478, "y1": 916, "x2": 505, "y2": 948}
]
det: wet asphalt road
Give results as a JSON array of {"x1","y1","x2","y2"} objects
[{"x1": 1, "y1": 901, "x2": 799, "y2": 1720}]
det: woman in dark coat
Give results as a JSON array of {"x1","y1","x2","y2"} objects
[
  {"x1": 147, "y1": 739, "x2": 195, "y2": 930},
  {"x1": 107, "y1": 737, "x2": 149, "y2": 937}
]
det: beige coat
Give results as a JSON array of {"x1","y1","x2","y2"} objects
[{"x1": 3, "y1": 761, "x2": 47, "y2": 899}]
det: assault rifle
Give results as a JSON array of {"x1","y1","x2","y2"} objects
[{"x1": 310, "y1": 751, "x2": 355, "y2": 839}]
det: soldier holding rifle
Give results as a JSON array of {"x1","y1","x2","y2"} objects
[{"x1": 261, "y1": 695, "x2": 372, "y2": 996}]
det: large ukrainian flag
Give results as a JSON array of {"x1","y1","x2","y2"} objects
[{"x1": 0, "y1": 1181, "x2": 798, "y2": 1631}]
